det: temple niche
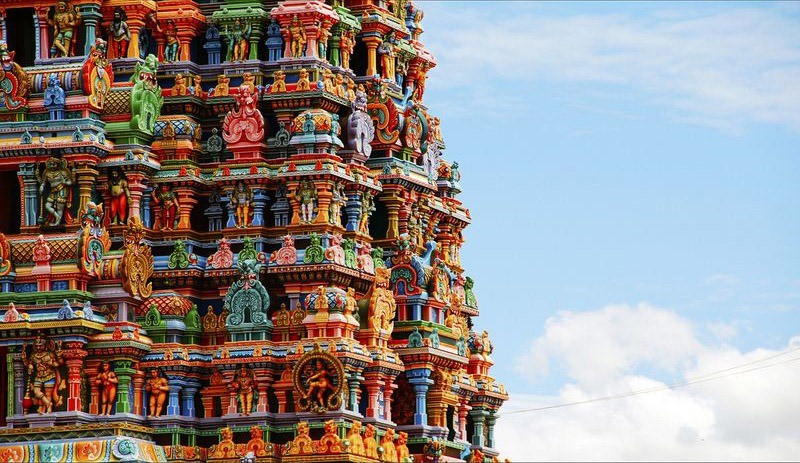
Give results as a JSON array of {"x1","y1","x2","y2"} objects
[{"x1": 0, "y1": 0, "x2": 508, "y2": 462}]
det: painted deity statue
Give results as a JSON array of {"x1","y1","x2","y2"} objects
[
  {"x1": 359, "y1": 194, "x2": 375, "y2": 234},
  {"x1": 48, "y1": 1, "x2": 81, "y2": 57},
  {"x1": 37, "y1": 157, "x2": 74, "y2": 227},
  {"x1": 288, "y1": 15, "x2": 307, "y2": 58},
  {"x1": 225, "y1": 19, "x2": 251, "y2": 62},
  {"x1": 107, "y1": 7, "x2": 131, "y2": 59},
  {"x1": 23, "y1": 336, "x2": 64, "y2": 414},
  {"x1": 296, "y1": 180, "x2": 317, "y2": 223},
  {"x1": 230, "y1": 181, "x2": 253, "y2": 228},
  {"x1": 154, "y1": 18, "x2": 180, "y2": 63},
  {"x1": 145, "y1": 369, "x2": 169, "y2": 417},
  {"x1": 316, "y1": 20, "x2": 331, "y2": 60},
  {"x1": 107, "y1": 169, "x2": 130, "y2": 225},
  {"x1": 232, "y1": 366, "x2": 255, "y2": 415},
  {"x1": 151, "y1": 184, "x2": 179, "y2": 230},
  {"x1": 378, "y1": 32, "x2": 397, "y2": 80},
  {"x1": 94, "y1": 361, "x2": 118, "y2": 415},
  {"x1": 329, "y1": 183, "x2": 346, "y2": 226},
  {"x1": 304, "y1": 360, "x2": 334, "y2": 410},
  {"x1": 339, "y1": 29, "x2": 354, "y2": 69}
]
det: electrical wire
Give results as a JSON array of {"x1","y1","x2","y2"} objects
[{"x1": 499, "y1": 346, "x2": 800, "y2": 416}]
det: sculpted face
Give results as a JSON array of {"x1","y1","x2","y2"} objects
[{"x1": 150, "y1": 369, "x2": 158, "y2": 378}]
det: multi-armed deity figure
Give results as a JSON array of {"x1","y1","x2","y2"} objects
[
  {"x1": 224, "y1": 19, "x2": 251, "y2": 62},
  {"x1": 145, "y1": 369, "x2": 169, "y2": 417},
  {"x1": 37, "y1": 157, "x2": 74, "y2": 227},
  {"x1": 107, "y1": 7, "x2": 131, "y2": 59},
  {"x1": 151, "y1": 184, "x2": 179, "y2": 230},
  {"x1": 304, "y1": 359, "x2": 334, "y2": 410},
  {"x1": 94, "y1": 361, "x2": 119, "y2": 415},
  {"x1": 232, "y1": 366, "x2": 256, "y2": 415},
  {"x1": 48, "y1": 0, "x2": 81, "y2": 57},
  {"x1": 230, "y1": 181, "x2": 253, "y2": 228},
  {"x1": 295, "y1": 180, "x2": 317, "y2": 223},
  {"x1": 288, "y1": 15, "x2": 307, "y2": 58},
  {"x1": 107, "y1": 169, "x2": 131, "y2": 225},
  {"x1": 23, "y1": 335, "x2": 65, "y2": 414}
]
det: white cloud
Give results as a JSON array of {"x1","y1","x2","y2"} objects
[
  {"x1": 496, "y1": 305, "x2": 800, "y2": 461},
  {"x1": 421, "y1": 4, "x2": 800, "y2": 132}
]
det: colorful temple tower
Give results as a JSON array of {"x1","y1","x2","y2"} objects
[{"x1": 0, "y1": 1, "x2": 508, "y2": 462}]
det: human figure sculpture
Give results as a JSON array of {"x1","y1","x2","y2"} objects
[
  {"x1": 329, "y1": 183, "x2": 346, "y2": 226},
  {"x1": 171, "y1": 73, "x2": 187, "y2": 96},
  {"x1": 270, "y1": 70, "x2": 287, "y2": 93},
  {"x1": 213, "y1": 74, "x2": 230, "y2": 96},
  {"x1": 37, "y1": 157, "x2": 74, "y2": 226},
  {"x1": 288, "y1": 15, "x2": 306, "y2": 58},
  {"x1": 346, "y1": 421, "x2": 365, "y2": 455},
  {"x1": 107, "y1": 169, "x2": 130, "y2": 225},
  {"x1": 347, "y1": 85, "x2": 375, "y2": 156},
  {"x1": 151, "y1": 184, "x2": 179, "y2": 230},
  {"x1": 232, "y1": 366, "x2": 255, "y2": 415},
  {"x1": 296, "y1": 69, "x2": 310, "y2": 91},
  {"x1": 316, "y1": 21, "x2": 331, "y2": 60},
  {"x1": 334, "y1": 73, "x2": 346, "y2": 98},
  {"x1": 225, "y1": 19, "x2": 251, "y2": 62},
  {"x1": 304, "y1": 359, "x2": 334, "y2": 410},
  {"x1": 23, "y1": 336, "x2": 64, "y2": 414},
  {"x1": 48, "y1": 1, "x2": 81, "y2": 58},
  {"x1": 359, "y1": 194, "x2": 375, "y2": 233},
  {"x1": 381, "y1": 428, "x2": 398, "y2": 462},
  {"x1": 230, "y1": 181, "x2": 253, "y2": 228},
  {"x1": 94, "y1": 361, "x2": 119, "y2": 415},
  {"x1": 378, "y1": 32, "x2": 397, "y2": 80},
  {"x1": 339, "y1": 29, "x2": 354, "y2": 69},
  {"x1": 108, "y1": 7, "x2": 131, "y2": 59},
  {"x1": 296, "y1": 180, "x2": 317, "y2": 223},
  {"x1": 145, "y1": 369, "x2": 169, "y2": 417},
  {"x1": 363, "y1": 424, "x2": 379, "y2": 458},
  {"x1": 156, "y1": 19, "x2": 180, "y2": 63}
]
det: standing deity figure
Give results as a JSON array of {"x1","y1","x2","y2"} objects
[
  {"x1": 295, "y1": 180, "x2": 317, "y2": 223},
  {"x1": 339, "y1": 29, "x2": 355, "y2": 69},
  {"x1": 94, "y1": 361, "x2": 119, "y2": 415},
  {"x1": 48, "y1": 1, "x2": 81, "y2": 58},
  {"x1": 412, "y1": 62, "x2": 429, "y2": 102},
  {"x1": 37, "y1": 157, "x2": 74, "y2": 227},
  {"x1": 378, "y1": 32, "x2": 396, "y2": 80},
  {"x1": 232, "y1": 366, "x2": 255, "y2": 415},
  {"x1": 230, "y1": 181, "x2": 253, "y2": 228},
  {"x1": 145, "y1": 369, "x2": 169, "y2": 417},
  {"x1": 288, "y1": 15, "x2": 307, "y2": 58},
  {"x1": 155, "y1": 18, "x2": 180, "y2": 63},
  {"x1": 107, "y1": 7, "x2": 131, "y2": 59},
  {"x1": 359, "y1": 194, "x2": 375, "y2": 234},
  {"x1": 107, "y1": 169, "x2": 130, "y2": 225},
  {"x1": 316, "y1": 21, "x2": 331, "y2": 60},
  {"x1": 23, "y1": 336, "x2": 65, "y2": 414},
  {"x1": 151, "y1": 184, "x2": 179, "y2": 230},
  {"x1": 225, "y1": 19, "x2": 251, "y2": 62},
  {"x1": 329, "y1": 183, "x2": 346, "y2": 226}
]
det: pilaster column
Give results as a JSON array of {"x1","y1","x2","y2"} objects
[
  {"x1": 407, "y1": 369, "x2": 433, "y2": 425},
  {"x1": 173, "y1": 186, "x2": 198, "y2": 230},
  {"x1": 114, "y1": 360, "x2": 135, "y2": 414},
  {"x1": 141, "y1": 187, "x2": 153, "y2": 228},
  {"x1": 381, "y1": 188, "x2": 403, "y2": 239},
  {"x1": 221, "y1": 195, "x2": 235, "y2": 229},
  {"x1": 12, "y1": 353, "x2": 25, "y2": 415},
  {"x1": 458, "y1": 402, "x2": 471, "y2": 441},
  {"x1": 126, "y1": 19, "x2": 146, "y2": 59},
  {"x1": 35, "y1": 7, "x2": 49, "y2": 60},
  {"x1": 17, "y1": 163, "x2": 39, "y2": 228},
  {"x1": 251, "y1": 189, "x2": 268, "y2": 227},
  {"x1": 125, "y1": 172, "x2": 148, "y2": 226},
  {"x1": 362, "y1": 36, "x2": 381, "y2": 77},
  {"x1": 166, "y1": 377, "x2": 185, "y2": 416},
  {"x1": 486, "y1": 412, "x2": 496, "y2": 448},
  {"x1": 383, "y1": 379, "x2": 396, "y2": 422},
  {"x1": 80, "y1": 4, "x2": 102, "y2": 55},
  {"x1": 74, "y1": 165, "x2": 99, "y2": 217},
  {"x1": 132, "y1": 369, "x2": 145, "y2": 415},
  {"x1": 347, "y1": 372, "x2": 362, "y2": 413},
  {"x1": 363, "y1": 374, "x2": 384, "y2": 419},
  {"x1": 314, "y1": 182, "x2": 332, "y2": 224},
  {"x1": 469, "y1": 409, "x2": 488, "y2": 447},
  {"x1": 344, "y1": 192, "x2": 362, "y2": 232},
  {"x1": 181, "y1": 382, "x2": 199, "y2": 417},
  {"x1": 63, "y1": 345, "x2": 88, "y2": 412}
]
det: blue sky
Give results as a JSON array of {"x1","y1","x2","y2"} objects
[{"x1": 418, "y1": 1, "x2": 800, "y2": 459}]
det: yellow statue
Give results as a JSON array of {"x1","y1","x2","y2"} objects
[
  {"x1": 171, "y1": 73, "x2": 187, "y2": 96},
  {"x1": 381, "y1": 428, "x2": 398, "y2": 462},
  {"x1": 363, "y1": 424, "x2": 378, "y2": 458},
  {"x1": 397, "y1": 432, "x2": 410, "y2": 461},
  {"x1": 48, "y1": 1, "x2": 81, "y2": 57},
  {"x1": 230, "y1": 181, "x2": 253, "y2": 228},
  {"x1": 286, "y1": 422, "x2": 314, "y2": 455},
  {"x1": 94, "y1": 361, "x2": 119, "y2": 415},
  {"x1": 23, "y1": 335, "x2": 65, "y2": 414},
  {"x1": 317, "y1": 419, "x2": 343, "y2": 453},
  {"x1": 296, "y1": 68, "x2": 311, "y2": 92},
  {"x1": 346, "y1": 420, "x2": 365, "y2": 455},
  {"x1": 270, "y1": 70, "x2": 287, "y2": 93},
  {"x1": 213, "y1": 74, "x2": 230, "y2": 97},
  {"x1": 322, "y1": 68, "x2": 335, "y2": 93},
  {"x1": 232, "y1": 366, "x2": 256, "y2": 415},
  {"x1": 288, "y1": 15, "x2": 307, "y2": 58}
]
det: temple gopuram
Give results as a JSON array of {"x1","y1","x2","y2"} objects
[{"x1": 0, "y1": 0, "x2": 508, "y2": 462}]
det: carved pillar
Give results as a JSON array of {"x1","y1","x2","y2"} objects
[
  {"x1": 383, "y1": 379, "x2": 396, "y2": 422},
  {"x1": 381, "y1": 188, "x2": 403, "y2": 239},
  {"x1": 362, "y1": 36, "x2": 381, "y2": 77},
  {"x1": 17, "y1": 163, "x2": 39, "y2": 228},
  {"x1": 12, "y1": 354, "x2": 25, "y2": 415},
  {"x1": 344, "y1": 192, "x2": 362, "y2": 232},
  {"x1": 407, "y1": 369, "x2": 432, "y2": 425},
  {"x1": 314, "y1": 182, "x2": 332, "y2": 224},
  {"x1": 173, "y1": 186, "x2": 198, "y2": 230},
  {"x1": 251, "y1": 189, "x2": 268, "y2": 227},
  {"x1": 115, "y1": 361, "x2": 135, "y2": 414},
  {"x1": 458, "y1": 401, "x2": 471, "y2": 441},
  {"x1": 132, "y1": 368, "x2": 145, "y2": 415},
  {"x1": 0, "y1": 9, "x2": 7, "y2": 42},
  {"x1": 74, "y1": 165, "x2": 99, "y2": 218},
  {"x1": 80, "y1": 4, "x2": 102, "y2": 55},
  {"x1": 125, "y1": 172, "x2": 148, "y2": 226},
  {"x1": 63, "y1": 345, "x2": 88, "y2": 412},
  {"x1": 182, "y1": 382, "x2": 199, "y2": 417},
  {"x1": 35, "y1": 7, "x2": 49, "y2": 60},
  {"x1": 347, "y1": 372, "x2": 361, "y2": 413},
  {"x1": 363, "y1": 374, "x2": 383, "y2": 419},
  {"x1": 469, "y1": 409, "x2": 488, "y2": 447},
  {"x1": 141, "y1": 187, "x2": 153, "y2": 228},
  {"x1": 486, "y1": 412, "x2": 496, "y2": 448},
  {"x1": 126, "y1": 18, "x2": 146, "y2": 59},
  {"x1": 166, "y1": 377, "x2": 184, "y2": 416}
]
